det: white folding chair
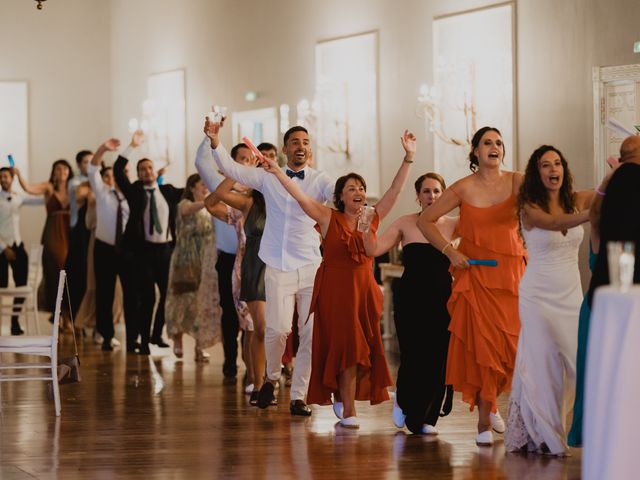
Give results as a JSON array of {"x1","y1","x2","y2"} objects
[
  {"x1": 0, "y1": 270, "x2": 65, "y2": 416},
  {"x1": 0, "y1": 244, "x2": 43, "y2": 334}
]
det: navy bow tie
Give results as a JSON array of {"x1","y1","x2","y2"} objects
[{"x1": 286, "y1": 169, "x2": 305, "y2": 180}]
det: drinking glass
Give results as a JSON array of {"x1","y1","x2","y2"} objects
[
  {"x1": 619, "y1": 241, "x2": 635, "y2": 292},
  {"x1": 357, "y1": 206, "x2": 376, "y2": 233}
]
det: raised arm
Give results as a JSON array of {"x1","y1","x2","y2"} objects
[
  {"x1": 113, "y1": 155, "x2": 133, "y2": 199},
  {"x1": 204, "y1": 193, "x2": 233, "y2": 222},
  {"x1": 209, "y1": 177, "x2": 253, "y2": 215},
  {"x1": 373, "y1": 130, "x2": 415, "y2": 220},
  {"x1": 195, "y1": 136, "x2": 224, "y2": 191},
  {"x1": 204, "y1": 118, "x2": 264, "y2": 190},
  {"x1": 363, "y1": 217, "x2": 402, "y2": 257},
  {"x1": 179, "y1": 200, "x2": 206, "y2": 217},
  {"x1": 13, "y1": 168, "x2": 51, "y2": 196},
  {"x1": 521, "y1": 203, "x2": 589, "y2": 231},
  {"x1": 262, "y1": 155, "x2": 332, "y2": 235},
  {"x1": 418, "y1": 187, "x2": 468, "y2": 269}
]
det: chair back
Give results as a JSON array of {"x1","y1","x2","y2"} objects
[
  {"x1": 51, "y1": 270, "x2": 66, "y2": 344},
  {"x1": 27, "y1": 244, "x2": 43, "y2": 289}
]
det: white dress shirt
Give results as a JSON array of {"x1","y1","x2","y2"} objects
[
  {"x1": 195, "y1": 137, "x2": 238, "y2": 254},
  {"x1": 211, "y1": 142, "x2": 334, "y2": 271},
  {"x1": 143, "y1": 186, "x2": 171, "y2": 243},
  {"x1": 0, "y1": 190, "x2": 44, "y2": 250},
  {"x1": 88, "y1": 163, "x2": 130, "y2": 246}
]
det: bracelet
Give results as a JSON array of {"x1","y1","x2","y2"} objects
[
  {"x1": 441, "y1": 242, "x2": 453, "y2": 255},
  {"x1": 403, "y1": 158, "x2": 414, "y2": 164},
  {"x1": 595, "y1": 187, "x2": 606, "y2": 197}
]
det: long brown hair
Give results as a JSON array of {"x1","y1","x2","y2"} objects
[
  {"x1": 518, "y1": 145, "x2": 576, "y2": 216},
  {"x1": 182, "y1": 173, "x2": 202, "y2": 202}
]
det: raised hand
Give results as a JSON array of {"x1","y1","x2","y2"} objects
[
  {"x1": 103, "y1": 138, "x2": 121, "y2": 151},
  {"x1": 204, "y1": 116, "x2": 226, "y2": 149},
  {"x1": 261, "y1": 154, "x2": 281, "y2": 176},
  {"x1": 400, "y1": 130, "x2": 417, "y2": 156},
  {"x1": 130, "y1": 129, "x2": 145, "y2": 148}
]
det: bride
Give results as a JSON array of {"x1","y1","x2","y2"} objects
[{"x1": 505, "y1": 145, "x2": 593, "y2": 455}]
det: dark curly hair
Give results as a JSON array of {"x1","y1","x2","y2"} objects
[
  {"x1": 468, "y1": 126, "x2": 504, "y2": 172},
  {"x1": 518, "y1": 145, "x2": 576, "y2": 217},
  {"x1": 333, "y1": 173, "x2": 366, "y2": 212}
]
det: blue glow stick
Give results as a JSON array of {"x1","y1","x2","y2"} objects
[
  {"x1": 7, "y1": 155, "x2": 14, "y2": 167},
  {"x1": 468, "y1": 259, "x2": 498, "y2": 267}
]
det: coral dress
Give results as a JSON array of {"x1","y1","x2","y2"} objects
[
  {"x1": 445, "y1": 194, "x2": 526, "y2": 413},
  {"x1": 306, "y1": 210, "x2": 392, "y2": 406}
]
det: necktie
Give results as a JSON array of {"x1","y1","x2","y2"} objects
[
  {"x1": 286, "y1": 169, "x2": 305, "y2": 180},
  {"x1": 113, "y1": 190, "x2": 123, "y2": 250},
  {"x1": 147, "y1": 189, "x2": 163, "y2": 235}
]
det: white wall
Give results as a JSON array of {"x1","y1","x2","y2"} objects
[
  {"x1": 2, "y1": 0, "x2": 639, "y2": 286},
  {"x1": 0, "y1": 0, "x2": 111, "y2": 244}
]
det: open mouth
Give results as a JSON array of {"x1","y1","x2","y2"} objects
[
  {"x1": 295, "y1": 150, "x2": 306, "y2": 159},
  {"x1": 488, "y1": 151, "x2": 500, "y2": 159},
  {"x1": 548, "y1": 175, "x2": 561, "y2": 184},
  {"x1": 353, "y1": 197, "x2": 364, "y2": 203}
]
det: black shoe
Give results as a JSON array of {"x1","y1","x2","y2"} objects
[
  {"x1": 138, "y1": 344, "x2": 151, "y2": 355},
  {"x1": 11, "y1": 324, "x2": 24, "y2": 336},
  {"x1": 290, "y1": 400, "x2": 312, "y2": 417},
  {"x1": 150, "y1": 337, "x2": 170, "y2": 348},
  {"x1": 102, "y1": 341, "x2": 114, "y2": 351},
  {"x1": 126, "y1": 342, "x2": 141, "y2": 354},
  {"x1": 257, "y1": 382, "x2": 275, "y2": 409},
  {"x1": 249, "y1": 391, "x2": 259, "y2": 406},
  {"x1": 223, "y1": 363, "x2": 238, "y2": 379}
]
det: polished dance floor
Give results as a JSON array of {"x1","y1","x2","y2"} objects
[{"x1": 0, "y1": 327, "x2": 582, "y2": 479}]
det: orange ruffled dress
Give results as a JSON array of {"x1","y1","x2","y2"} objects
[
  {"x1": 446, "y1": 194, "x2": 526, "y2": 413},
  {"x1": 306, "y1": 210, "x2": 393, "y2": 406}
]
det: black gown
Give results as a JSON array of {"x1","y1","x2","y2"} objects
[
  {"x1": 240, "y1": 191, "x2": 266, "y2": 302},
  {"x1": 395, "y1": 243, "x2": 452, "y2": 433}
]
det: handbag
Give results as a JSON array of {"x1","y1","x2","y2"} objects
[
  {"x1": 171, "y1": 244, "x2": 200, "y2": 294},
  {"x1": 171, "y1": 264, "x2": 199, "y2": 293}
]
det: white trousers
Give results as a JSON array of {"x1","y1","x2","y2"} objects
[{"x1": 264, "y1": 262, "x2": 319, "y2": 401}]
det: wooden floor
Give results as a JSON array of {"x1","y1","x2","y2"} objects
[{"x1": 0, "y1": 324, "x2": 582, "y2": 479}]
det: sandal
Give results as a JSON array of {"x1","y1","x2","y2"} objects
[
  {"x1": 173, "y1": 336, "x2": 183, "y2": 358},
  {"x1": 195, "y1": 348, "x2": 210, "y2": 363}
]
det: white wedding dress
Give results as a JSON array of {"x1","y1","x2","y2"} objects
[{"x1": 505, "y1": 224, "x2": 583, "y2": 455}]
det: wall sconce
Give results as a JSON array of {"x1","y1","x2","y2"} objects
[
  {"x1": 416, "y1": 81, "x2": 476, "y2": 147},
  {"x1": 35, "y1": 0, "x2": 47, "y2": 9}
]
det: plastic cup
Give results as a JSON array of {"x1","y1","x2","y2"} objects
[{"x1": 357, "y1": 205, "x2": 376, "y2": 233}]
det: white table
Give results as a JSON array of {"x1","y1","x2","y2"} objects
[
  {"x1": 583, "y1": 285, "x2": 640, "y2": 480},
  {"x1": 379, "y1": 263, "x2": 403, "y2": 340}
]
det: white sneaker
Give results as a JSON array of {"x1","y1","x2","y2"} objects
[
  {"x1": 392, "y1": 397, "x2": 406, "y2": 429},
  {"x1": 340, "y1": 416, "x2": 360, "y2": 429},
  {"x1": 421, "y1": 424, "x2": 438, "y2": 435},
  {"x1": 490, "y1": 410, "x2": 505, "y2": 434},
  {"x1": 475, "y1": 430, "x2": 494, "y2": 446},
  {"x1": 332, "y1": 401, "x2": 344, "y2": 420}
]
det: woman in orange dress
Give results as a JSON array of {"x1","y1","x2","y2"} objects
[
  {"x1": 418, "y1": 127, "x2": 526, "y2": 446},
  {"x1": 262, "y1": 130, "x2": 416, "y2": 428}
]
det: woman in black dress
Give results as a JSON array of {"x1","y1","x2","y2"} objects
[
  {"x1": 363, "y1": 172, "x2": 457, "y2": 434},
  {"x1": 209, "y1": 174, "x2": 267, "y2": 405}
]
